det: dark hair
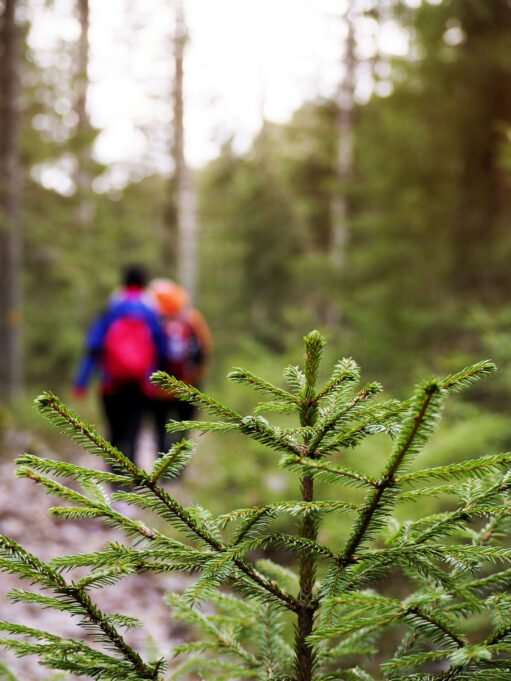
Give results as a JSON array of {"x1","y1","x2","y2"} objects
[{"x1": 123, "y1": 264, "x2": 148, "y2": 287}]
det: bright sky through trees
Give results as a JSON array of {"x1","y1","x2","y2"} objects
[{"x1": 26, "y1": 0, "x2": 418, "y2": 192}]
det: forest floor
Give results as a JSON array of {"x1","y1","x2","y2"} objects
[{"x1": 0, "y1": 427, "x2": 194, "y2": 681}]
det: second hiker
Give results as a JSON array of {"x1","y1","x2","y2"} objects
[{"x1": 146, "y1": 277, "x2": 213, "y2": 454}]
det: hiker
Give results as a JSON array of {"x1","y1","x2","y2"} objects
[
  {"x1": 146, "y1": 278, "x2": 213, "y2": 454},
  {"x1": 73, "y1": 265, "x2": 167, "y2": 464}
]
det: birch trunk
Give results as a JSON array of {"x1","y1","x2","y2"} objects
[
  {"x1": 173, "y1": 0, "x2": 198, "y2": 301},
  {"x1": 75, "y1": 0, "x2": 94, "y2": 228},
  {"x1": 0, "y1": 0, "x2": 22, "y2": 403},
  {"x1": 328, "y1": 1, "x2": 356, "y2": 324}
]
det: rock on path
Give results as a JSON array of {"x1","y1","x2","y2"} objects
[{"x1": 0, "y1": 428, "x2": 192, "y2": 681}]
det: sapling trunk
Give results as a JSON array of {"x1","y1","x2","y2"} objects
[
  {"x1": 294, "y1": 337, "x2": 322, "y2": 681},
  {"x1": 295, "y1": 473, "x2": 318, "y2": 681}
]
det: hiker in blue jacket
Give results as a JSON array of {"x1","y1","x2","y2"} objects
[{"x1": 73, "y1": 265, "x2": 167, "y2": 464}]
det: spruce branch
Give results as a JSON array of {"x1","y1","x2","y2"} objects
[
  {"x1": 244, "y1": 533, "x2": 341, "y2": 562},
  {"x1": 398, "y1": 483, "x2": 461, "y2": 501},
  {"x1": 306, "y1": 384, "x2": 382, "y2": 456},
  {"x1": 283, "y1": 365, "x2": 307, "y2": 394},
  {"x1": 439, "y1": 360, "x2": 497, "y2": 394},
  {"x1": 228, "y1": 367, "x2": 299, "y2": 404},
  {"x1": 0, "y1": 659, "x2": 21, "y2": 681},
  {"x1": 315, "y1": 397, "x2": 411, "y2": 456},
  {"x1": 133, "y1": 479, "x2": 301, "y2": 612},
  {"x1": 239, "y1": 416, "x2": 303, "y2": 455},
  {"x1": 383, "y1": 381, "x2": 442, "y2": 478},
  {"x1": 314, "y1": 358, "x2": 360, "y2": 403},
  {"x1": 217, "y1": 500, "x2": 359, "y2": 535},
  {"x1": 382, "y1": 648, "x2": 455, "y2": 673},
  {"x1": 484, "y1": 622, "x2": 511, "y2": 646},
  {"x1": 154, "y1": 373, "x2": 303, "y2": 455},
  {"x1": 464, "y1": 567, "x2": 511, "y2": 593},
  {"x1": 396, "y1": 452, "x2": 511, "y2": 484},
  {"x1": 0, "y1": 535, "x2": 64, "y2": 588},
  {"x1": 254, "y1": 400, "x2": 301, "y2": 416},
  {"x1": 0, "y1": 538, "x2": 161, "y2": 679},
  {"x1": 15, "y1": 453, "x2": 127, "y2": 485},
  {"x1": 1, "y1": 334, "x2": 507, "y2": 681},
  {"x1": 166, "y1": 592, "x2": 259, "y2": 666},
  {"x1": 16, "y1": 467, "x2": 109, "y2": 508},
  {"x1": 226, "y1": 507, "x2": 276, "y2": 545},
  {"x1": 280, "y1": 454, "x2": 378, "y2": 488},
  {"x1": 150, "y1": 439, "x2": 194, "y2": 482},
  {"x1": 303, "y1": 330, "x2": 326, "y2": 393},
  {"x1": 166, "y1": 419, "x2": 239, "y2": 433},
  {"x1": 150, "y1": 372, "x2": 244, "y2": 423},
  {"x1": 50, "y1": 543, "x2": 206, "y2": 576},
  {"x1": 256, "y1": 560, "x2": 299, "y2": 593},
  {"x1": 321, "y1": 382, "x2": 442, "y2": 615},
  {"x1": 311, "y1": 595, "x2": 466, "y2": 648},
  {"x1": 34, "y1": 392, "x2": 138, "y2": 477}
]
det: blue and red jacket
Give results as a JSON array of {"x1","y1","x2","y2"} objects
[{"x1": 74, "y1": 286, "x2": 168, "y2": 395}]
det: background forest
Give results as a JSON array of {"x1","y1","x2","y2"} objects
[
  {"x1": 2, "y1": 2, "x2": 511, "y2": 679},
  {"x1": 1, "y1": 0, "x2": 511, "y2": 499}
]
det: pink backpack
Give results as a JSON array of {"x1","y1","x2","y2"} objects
[{"x1": 103, "y1": 316, "x2": 156, "y2": 384}]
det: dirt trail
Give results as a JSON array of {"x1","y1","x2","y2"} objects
[{"x1": 0, "y1": 428, "x2": 192, "y2": 680}]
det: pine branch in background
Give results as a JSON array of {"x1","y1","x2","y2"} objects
[
  {"x1": 0, "y1": 658, "x2": 21, "y2": 681},
  {"x1": 0, "y1": 332, "x2": 510, "y2": 680}
]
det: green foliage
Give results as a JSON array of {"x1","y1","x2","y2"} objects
[
  {"x1": 10, "y1": 0, "x2": 511, "y2": 423},
  {"x1": 195, "y1": 0, "x2": 511, "y2": 402},
  {"x1": 0, "y1": 658, "x2": 21, "y2": 681},
  {"x1": 1, "y1": 332, "x2": 511, "y2": 680}
]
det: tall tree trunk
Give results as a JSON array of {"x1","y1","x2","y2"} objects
[
  {"x1": 173, "y1": 0, "x2": 198, "y2": 300},
  {"x1": 453, "y1": 0, "x2": 511, "y2": 297},
  {"x1": 0, "y1": 0, "x2": 22, "y2": 404},
  {"x1": 328, "y1": 1, "x2": 356, "y2": 324},
  {"x1": 75, "y1": 0, "x2": 94, "y2": 229}
]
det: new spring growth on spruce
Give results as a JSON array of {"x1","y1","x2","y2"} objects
[{"x1": 1, "y1": 331, "x2": 511, "y2": 680}]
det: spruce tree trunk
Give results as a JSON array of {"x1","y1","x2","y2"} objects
[
  {"x1": 294, "y1": 474, "x2": 317, "y2": 681},
  {"x1": 0, "y1": 0, "x2": 22, "y2": 404},
  {"x1": 328, "y1": 1, "x2": 356, "y2": 324},
  {"x1": 173, "y1": 0, "x2": 198, "y2": 300},
  {"x1": 294, "y1": 392, "x2": 319, "y2": 680}
]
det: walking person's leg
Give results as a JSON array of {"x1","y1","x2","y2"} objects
[
  {"x1": 122, "y1": 384, "x2": 144, "y2": 465},
  {"x1": 150, "y1": 397, "x2": 171, "y2": 455},
  {"x1": 102, "y1": 391, "x2": 125, "y2": 453},
  {"x1": 102, "y1": 385, "x2": 143, "y2": 465}
]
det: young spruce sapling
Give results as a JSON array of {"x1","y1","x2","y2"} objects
[{"x1": 1, "y1": 331, "x2": 511, "y2": 680}]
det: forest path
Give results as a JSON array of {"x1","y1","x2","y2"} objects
[{"x1": 0, "y1": 427, "x2": 192, "y2": 680}]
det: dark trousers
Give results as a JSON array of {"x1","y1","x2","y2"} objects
[
  {"x1": 149, "y1": 399, "x2": 196, "y2": 454},
  {"x1": 101, "y1": 384, "x2": 145, "y2": 464}
]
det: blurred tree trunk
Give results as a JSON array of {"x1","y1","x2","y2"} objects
[
  {"x1": 173, "y1": 0, "x2": 198, "y2": 300},
  {"x1": 0, "y1": 0, "x2": 22, "y2": 404},
  {"x1": 328, "y1": 1, "x2": 356, "y2": 325},
  {"x1": 75, "y1": 0, "x2": 95, "y2": 230},
  {"x1": 453, "y1": 0, "x2": 511, "y2": 296}
]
